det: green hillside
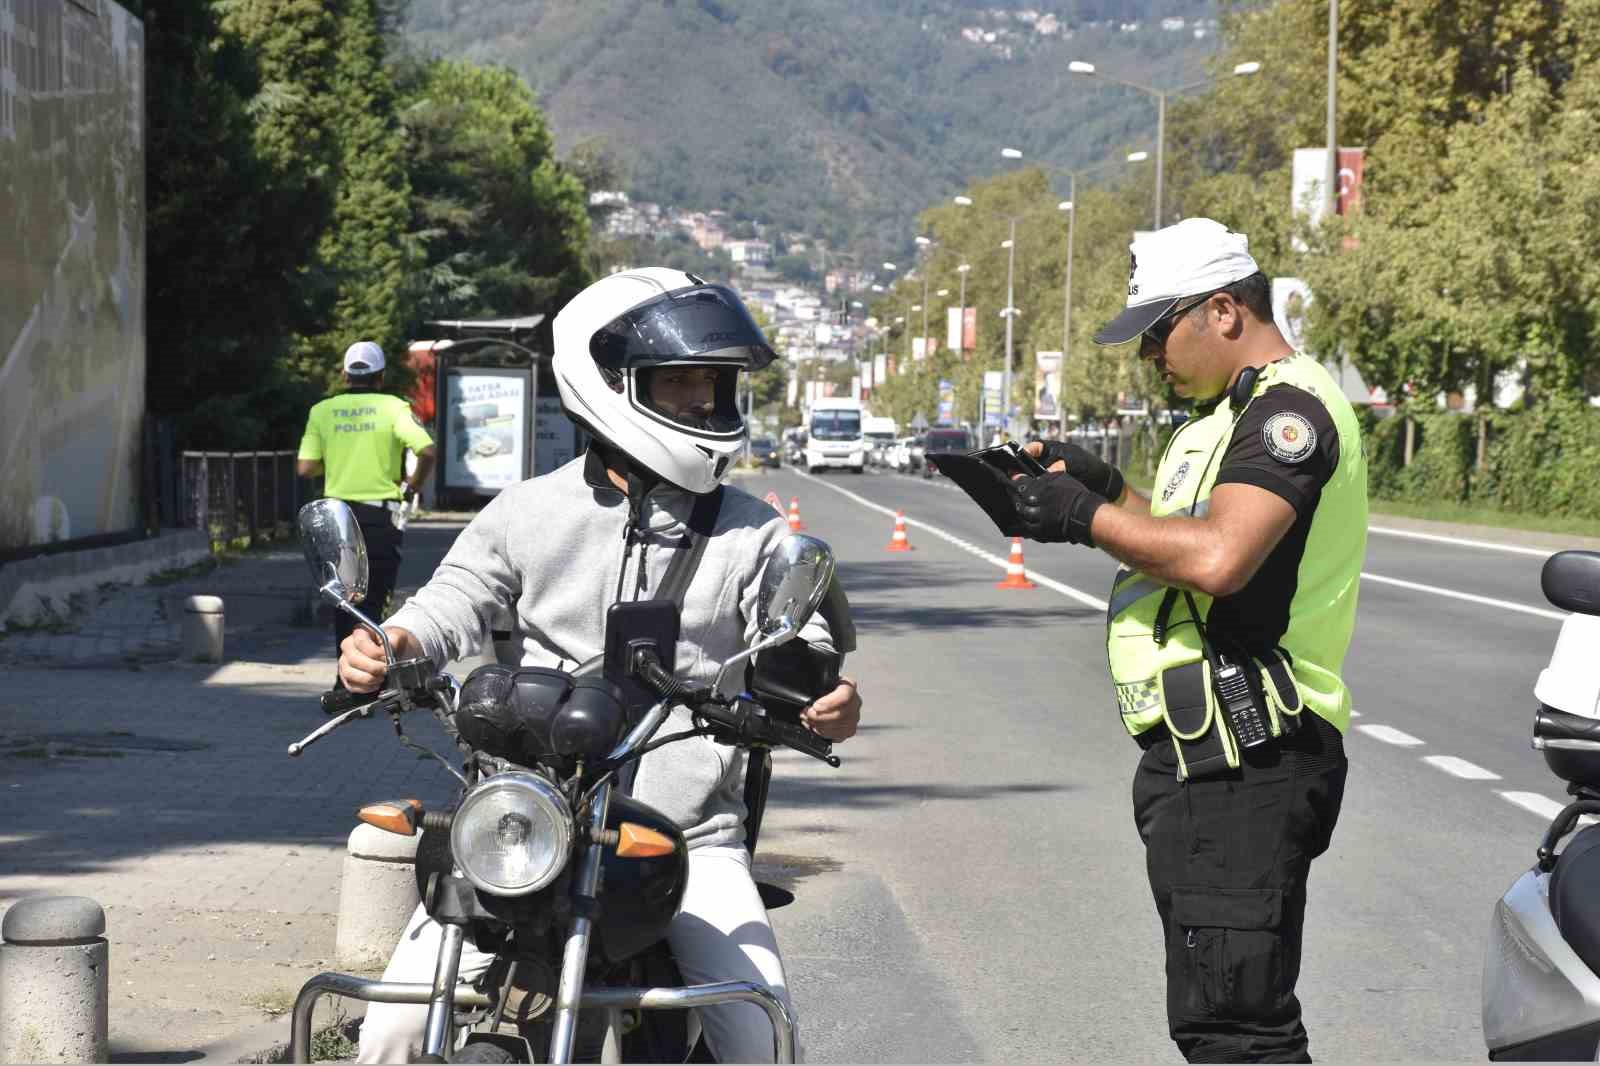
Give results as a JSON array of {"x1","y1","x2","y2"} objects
[{"x1": 402, "y1": 1, "x2": 1222, "y2": 262}]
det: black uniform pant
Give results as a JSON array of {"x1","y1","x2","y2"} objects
[
  {"x1": 1133, "y1": 713, "x2": 1347, "y2": 1064},
  {"x1": 333, "y1": 501, "x2": 404, "y2": 665}
]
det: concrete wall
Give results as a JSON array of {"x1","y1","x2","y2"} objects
[{"x1": 0, "y1": 529, "x2": 209, "y2": 627}]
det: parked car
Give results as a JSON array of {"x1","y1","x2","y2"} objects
[
  {"x1": 921, "y1": 427, "x2": 974, "y2": 478},
  {"x1": 748, "y1": 437, "x2": 780, "y2": 468}
]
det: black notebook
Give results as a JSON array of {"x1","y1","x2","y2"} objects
[{"x1": 926, "y1": 450, "x2": 1031, "y2": 537}]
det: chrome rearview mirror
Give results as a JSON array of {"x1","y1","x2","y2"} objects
[
  {"x1": 757, "y1": 534, "x2": 836, "y2": 641},
  {"x1": 714, "y1": 534, "x2": 836, "y2": 694},
  {"x1": 296, "y1": 499, "x2": 370, "y2": 605}
]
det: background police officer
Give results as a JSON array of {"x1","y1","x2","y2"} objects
[
  {"x1": 297, "y1": 341, "x2": 436, "y2": 665},
  {"x1": 1013, "y1": 219, "x2": 1367, "y2": 1063}
]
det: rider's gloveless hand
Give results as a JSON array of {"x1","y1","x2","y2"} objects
[
  {"x1": 338, "y1": 625, "x2": 419, "y2": 692},
  {"x1": 801, "y1": 677, "x2": 861, "y2": 741}
]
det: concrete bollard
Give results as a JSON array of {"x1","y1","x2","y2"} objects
[
  {"x1": 335, "y1": 823, "x2": 421, "y2": 971},
  {"x1": 181, "y1": 595, "x2": 225, "y2": 662},
  {"x1": 0, "y1": 896, "x2": 109, "y2": 1064}
]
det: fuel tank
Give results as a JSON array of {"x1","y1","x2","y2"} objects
[{"x1": 595, "y1": 792, "x2": 689, "y2": 965}]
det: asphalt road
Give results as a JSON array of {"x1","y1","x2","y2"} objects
[
  {"x1": 400, "y1": 466, "x2": 1581, "y2": 1063},
  {"x1": 732, "y1": 464, "x2": 1576, "y2": 1063}
]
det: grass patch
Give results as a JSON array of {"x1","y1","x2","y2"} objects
[
  {"x1": 1124, "y1": 471, "x2": 1592, "y2": 541},
  {"x1": 146, "y1": 556, "x2": 223, "y2": 586},
  {"x1": 241, "y1": 998, "x2": 359, "y2": 1063}
]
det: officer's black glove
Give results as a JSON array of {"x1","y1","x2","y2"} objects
[
  {"x1": 1011, "y1": 471, "x2": 1105, "y2": 546},
  {"x1": 1035, "y1": 441, "x2": 1125, "y2": 502}
]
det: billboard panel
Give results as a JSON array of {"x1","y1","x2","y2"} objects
[
  {"x1": 1035, "y1": 351, "x2": 1062, "y2": 423},
  {"x1": 874, "y1": 354, "x2": 886, "y2": 384},
  {"x1": 443, "y1": 368, "x2": 530, "y2": 493},
  {"x1": 1, "y1": 0, "x2": 146, "y2": 550}
]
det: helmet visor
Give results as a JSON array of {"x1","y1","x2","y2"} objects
[{"x1": 590, "y1": 284, "x2": 777, "y2": 373}]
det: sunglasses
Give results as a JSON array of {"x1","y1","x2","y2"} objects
[{"x1": 1142, "y1": 289, "x2": 1223, "y2": 347}]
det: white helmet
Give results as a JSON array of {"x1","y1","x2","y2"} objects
[{"x1": 553, "y1": 268, "x2": 776, "y2": 494}]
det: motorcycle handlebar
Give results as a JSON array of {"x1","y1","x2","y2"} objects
[{"x1": 320, "y1": 686, "x2": 377, "y2": 716}]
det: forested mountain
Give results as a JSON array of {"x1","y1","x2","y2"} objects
[{"x1": 401, "y1": 0, "x2": 1221, "y2": 261}]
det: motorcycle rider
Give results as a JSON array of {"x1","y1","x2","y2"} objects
[{"x1": 339, "y1": 268, "x2": 862, "y2": 1063}]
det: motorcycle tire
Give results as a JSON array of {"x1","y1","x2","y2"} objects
[{"x1": 448, "y1": 1039, "x2": 520, "y2": 1063}]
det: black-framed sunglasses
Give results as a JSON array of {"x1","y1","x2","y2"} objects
[{"x1": 1142, "y1": 288, "x2": 1223, "y2": 348}]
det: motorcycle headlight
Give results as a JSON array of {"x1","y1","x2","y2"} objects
[{"x1": 450, "y1": 772, "x2": 572, "y2": 896}]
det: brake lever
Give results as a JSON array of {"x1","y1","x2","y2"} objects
[{"x1": 288, "y1": 699, "x2": 383, "y2": 757}]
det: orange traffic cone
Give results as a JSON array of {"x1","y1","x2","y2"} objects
[
  {"x1": 788, "y1": 496, "x2": 806, "y2": 532},
  {"x1": 885, "y1": 510, "x2": 914, "y2": 552},
  {"x1": 996, "y1": 537, "x2": 1037, "y2": 589}
]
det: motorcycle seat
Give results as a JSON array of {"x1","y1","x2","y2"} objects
[
  {"x1": 1550, "y1": 823, "x2": 1600, "y2": 978},
  {"x1": 1535, "y1": 706, "x2": 1600, "y2": 788}
]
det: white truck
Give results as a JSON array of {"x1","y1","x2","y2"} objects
[
  {"x1": 804, "y1": 397, "x2": 866, "y2": 473},
  {"x1": 862, "y1": 415, "x2": 898, "y2": 469}
]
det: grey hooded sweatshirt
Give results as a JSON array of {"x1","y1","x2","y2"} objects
[{"x1": 385, "y1": 450, "x2": 832, "y2": 850}]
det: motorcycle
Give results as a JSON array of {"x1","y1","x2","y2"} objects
[
  {"x1": 1483, "y1": 549, "x2": 1600, "y2": 1061},
  {"x1": 285, "y1": 498, "x2": 849, "y2": 1063}
]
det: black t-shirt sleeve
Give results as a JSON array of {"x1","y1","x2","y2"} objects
[{"x1": 1214, "y1": 384, "x2": 1340, "y2": 516}]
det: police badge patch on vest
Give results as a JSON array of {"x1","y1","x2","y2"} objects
[
  {"x1": 1160, "y1": 460, "x2": 1191, "y2": 503},
  {"x1": 1261, "y1": 411, "x2": 1316, "y2": 464}
]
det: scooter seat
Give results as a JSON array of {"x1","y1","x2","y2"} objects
[
  {"x1": 1550, "y1": 824, "x2": 1600, "y2": 978},
  {"x1": 1535, "y1": 706, "x2": 1600, "y2": 788}
]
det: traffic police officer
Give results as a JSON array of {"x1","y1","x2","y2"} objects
[
  {"x1": 1012, "y1": 219, "x2": 1367, "y2": 1063},
  {"x1": 297, "y1": 341, "x2": 436, "y2": 663}
]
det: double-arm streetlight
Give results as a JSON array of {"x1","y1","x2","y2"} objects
[
  {"x1": 1001, "y1": 147, "x2": 1149, "y2": 438},
  {"x1": 952, "y1": 194, "x2": 1023, "y2": 436},
  {"x1": 1067, "y1": 59, "x2": 1261, "y2": 229}
]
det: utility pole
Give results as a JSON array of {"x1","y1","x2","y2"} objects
[{"x1": 1325, "y1": 0, "x2": 1339, "y2": 221}]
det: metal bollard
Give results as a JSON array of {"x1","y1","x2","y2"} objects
[
  {"x1": 181, "y1": 595, "x2": 225, "y2": 662},
  {"x1": 0, "y1": 896, "x2": 109, "y2": 1064},
  {"x1": 335, "y1": 824, "x2": 421, "y2": 971}
]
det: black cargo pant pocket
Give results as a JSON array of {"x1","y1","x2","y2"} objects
[{"x1": 1169, "y1": 886, "x2": 1287, "y2": 1023}]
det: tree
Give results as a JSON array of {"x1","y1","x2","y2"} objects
[
  {"x1": 395, "y1": 59, "x2": 592, "y2": 352},
  {"x1": 145, "y1": 0, "x2": 325, "y2": 447}
]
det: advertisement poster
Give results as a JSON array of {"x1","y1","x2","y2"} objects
[
  {"x1": 534, "y1": 394, "x2": 576, "y2": 477},
  {"x1": 983, "y1": 370, "x2": 1004, "y2": 426},
  {"x1": 874, "y1": 354, "x2": 887, "y2": 383},
  {"x1": 861, "y1": 360, "x2": 874, "y2": 389},
  {"x1": 947, "y1": 308, "x2": 963, "y2": 353},
  {"x1": 1034, "y1": 351, "x2": 1062, "y2": 422},
  {"x1": 444, "y1": 369, "x2": 528, "y2": 492},
  {"x1": 937, "y1": 379, "x2": 955, "y2": 424},
  {"x1": 963, "y1": 307, "x2": 977, "y2": 352}
]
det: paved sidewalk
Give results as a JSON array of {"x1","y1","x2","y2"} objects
[{"x1": 0, "y1": 524, "x2": 474, "y2": 1062}]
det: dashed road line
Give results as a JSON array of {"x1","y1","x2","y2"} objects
[
  {"x1": 1422, "y1": 755, "x2": 1502, "y2": 781},
  {"x1": 1356, "y1": 724, "x2": 1425, "y2": 747},
  {"x1": 1498, "y1": 791, "x2": 1571, "y2": 821}
]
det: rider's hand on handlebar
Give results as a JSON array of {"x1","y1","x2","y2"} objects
[
  {"x1": 801, "y1": 677, "x2": 860, "y2": 741},
  {"x1": 338, "y1": 626, "x2": 421, "y2": 693}
]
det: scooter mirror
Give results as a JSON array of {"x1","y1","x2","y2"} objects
[
  {"x1": 756, "y1": 534, "x2": 835, "y2": 643},
  {"x1": 296, "y1": 499, "x2": 370, "y2": 605},
  {"x1": 1542, "y1": 550, "x2": 1600, "y2": 616}
]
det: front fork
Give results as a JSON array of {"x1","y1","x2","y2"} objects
[{"x1": 548, "y1": 780, "x2": 613, "y2": 1061}]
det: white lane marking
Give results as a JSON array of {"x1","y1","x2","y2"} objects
[
  {"x1": 1499, "y1": 791, "x2": 1571, "y2": 821},
  {"x1": 1348, "y1": 709, "x2": 1362, "y2": 718},
  {"x1": 1360, "y1": 572, "x2": 1566, "y2": 621},
  {"x1": 1369, "y1": 525, "x2": 1555, "y2": 559},
  {"x1": 1356, "y1": 724, "x2": 1425, "y2": 747},
  {"x1": 792, "y1": 469, "x2": 1109, "y2": 611},
  {"x1": 1422, "y1": 755, "x2": 1501, "y2": 780}
]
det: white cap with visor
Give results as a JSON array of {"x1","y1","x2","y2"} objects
[{"x1": 1094, "y1": 218, "x2": 1261, "y2": 345}]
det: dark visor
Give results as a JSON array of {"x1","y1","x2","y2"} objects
[{"x1": 590, "y1": 284, "x2": 777, "y2": 372}]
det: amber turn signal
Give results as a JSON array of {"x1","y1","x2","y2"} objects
[
  {"x1": 358, "y1": 798, "x2": 422, "y2": 836},
  {"x1": 615, "y1": 822, "x2": 675, "y2": 859}
]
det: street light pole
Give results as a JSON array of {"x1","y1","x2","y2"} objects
[
  {"x1": 957, "y1": 263, "x2": 970, "y2": 360},
  {"x1": 1068, "y1": 59, "x2": 1260, "y2": 230},
  {"x1": 1061, "y1": 177, "x2": 1075, "y2": 442},
  {"x1": 1003, "y1": 216, "x2": 1016, "y2": 439},
  {"x1": 1326, "y1": 0, "x2": 1339, "y2": 220}
]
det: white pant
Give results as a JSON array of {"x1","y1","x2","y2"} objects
[{"x1": 356, "y1": 846, "x2": 799, "y2": 1063}]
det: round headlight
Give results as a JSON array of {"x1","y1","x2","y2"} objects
[{"x1": 450, "y1": 772, "x2": 572, "y2": 896}]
